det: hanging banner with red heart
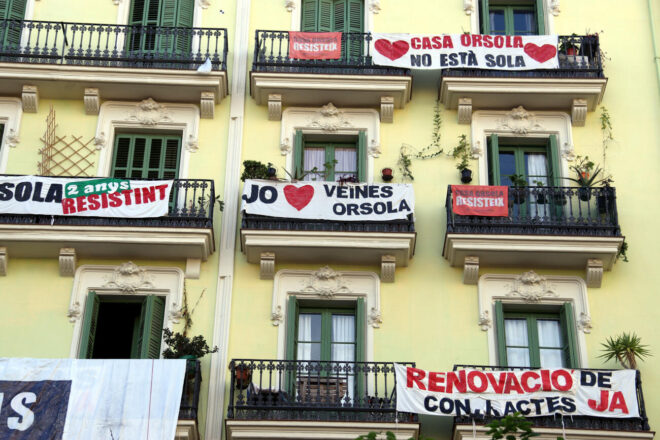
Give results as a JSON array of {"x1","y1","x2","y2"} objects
[
  {"x1": 241, "y1": 180, "x2": 415, "y2": 221},
  {"x1": 372, "y1": 33, "x2": 558, "y2": 70}
]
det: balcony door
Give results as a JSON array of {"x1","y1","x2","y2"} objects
[
  {"x1": 0, "y1": 0, "x2": 26, "y2": 51},
  {"x1": 127, "y1": 0, "x2": 194, "y2": 58},
  {"x1": 480, "y1": 0, "x2": 545, "y2": 35},
  {"x1": 111, "y1": 134, "x2": 181, "y2": 180},
  {"x1": 301, "y1": 0, "x2": 363, "y2": 60}
]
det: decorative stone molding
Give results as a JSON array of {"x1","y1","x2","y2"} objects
[
  {"x1": 6, "y1": 129, "x2": 19, "y2": 148},
  {"x1": 285, "y1": 0, "x2": 295, "y2": 12},
  {"x1": 457, "y1": 98, "x2": 472, "y2": 124},
  {"x1": 463, "y1": 0, "x2": 475, "y2": 14},
  {"x1": 68, "y1": 264, "x2": 185, "y2": 358},
  {"x1": 186, "y1": 135, "x2": 199, "y2": 153},
  {"x1": 496, "y1": 106, "x2": 543, "y2": 134},
  {"x1": 200, "y1": 91, "x2": 215, "y2": 119},
  {"x1": 0, "y1": 98, "x2": 28, "y2": 170},
  {"x1": 185, "y1": 258, "x2": 201, "y2": 279},
  {"x1": 197, "y1": 0, "x2": 210, "y2": 8},
  {"x1": 282, "y1": 107, "x2": 380, "y2": 182},
  {"x1": 95, "y1": 101, "x2": 200, "y2": 177},
  {"x1": 84, "y1": 88, "x2": 100, "y2": 115},
  {"x1": 59, "y1": 248, "x2": 77, "y2": 277},
  {"x1": 549, "y1": 0, "x2": 560, "y2": 16},
  {"x1": 273, "y1": 269, "x2": 381, "y2": 362},
  {"x1": 463, "y1": 256, "x2": 479, "y2": 285},
  {"x1": 571, "y1": 98, "x2": 588, "y2": 127},
  {"x1": 21, "y1": 85, "x2": 39, "y2": 113},
  {"x1": 505, "y1": 271, "x2": 558, "y2": 302},
  {"x1": 380, "y1": 96, "x2": 394, "y2": 123},
  {"x1": 102, "y1": 262, "x2": 155, "y2": 293},
  {"x1": 478, "y1": 274, "x2": 591, "y2": 367},
  {"x1": 0, "y1": 247, "x2": 6, "y2": 276},
  {"x1": 561, "y1": 141, "x2": 576, "y2": 161},
  {"x1": 380, "y1": 255, "x2": 396, "y2": 283},
  {"x1": 260, "y1": 252, "x2": 276, "y2": 280},
  {"x1": 301, "y1": 266, "x2": 351, "y2": 296},
  {"x1": 112, "y1": 0, "x2": 121, "y2": 4},
  {"x1": 585, "y1": 258, "x2": 603, "y2": 288},
  {"x1": 369, "y1": 0, "x2": 381, "y2": 14},
  {"x1": 471, "y1": 140, "x2": 483, "y2": 158},
  {"x1": 268, "y1": 94, "x2": 282, "y2": 121}
]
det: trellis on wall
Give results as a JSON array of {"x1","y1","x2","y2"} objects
[{"x1": 38, "y1": 106, "x2": 96, "y2": 177}]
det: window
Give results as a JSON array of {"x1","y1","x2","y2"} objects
[
  {"x1": 79, "y1": 292, "x2": 165, "y2": 359},
  {"x1": 128, "y1": 0, "x2": 194, "y2": 54},
  {"x1": 495, "y1": 301, "x2": 578, "y2": 368},
  {"x1": 293, "y1": 130, "x2": 366, "y2": 182},
  {"x1": 111, "y1": 133, "x2": 182, "y2": 180},
  {"x1": 480, "y1": 0, "x2": 545, "y2": 35},
  {"x1": 487, "y1": 135, "x2": 559, "y2": 187},
  {"x1": 0, "y1": 0, "x2": 27, "y2": 50},
  {"x1": 301, "y1": 0, "x2": 363, "y2": 58}
]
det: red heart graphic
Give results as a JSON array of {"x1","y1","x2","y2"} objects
[
  {"x1": 283, "y1": 185, "x2": 314, "y2": 211},
  {"x1": 374, "y1": 39, "x2": 410, "y2": 61},
  {"x1": 523, "y1": 43, "x2": 557, "y2": 63}
]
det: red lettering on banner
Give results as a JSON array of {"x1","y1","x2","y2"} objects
[
  {"x1": 551, "y1": 369, "x2": 573, "y2": 391},
  {"x1": 443, "y1": 35, "x2": 453, "y2": 48},
  {"x1": 76, "y1": 195, "x2": 87, "y2": 213},
  {"x1": 428, "y1": 372, "x2": 445, "y2": 392},
  {"x1": 142, "y1": 186, "x2": 156, "y2": 204},
  {"x1": 411, "y1": 37, "x2": 420, "y2": 49},
  {"x1": 503, "y1": 373, "x2": 524, "y2": 394},
  {"x1": 407, "y1": 367, "x2": 427, "y2": 390},
  {"x1": 289, "y1": 32, "x2": 342, "y2": 60},
  {"x1": 108, "y1": 192, "x2": 122, "y2": 207},
  {"x1": 100, "y1": 192, "x2": 109, "y2": 209},
  {"x1": 431, "y1": 36, "x2": 443, "y2": 49},
  {"x1": 521, "y1": 371, "x2": 540, "y2": 392},
  {"x1": 121, "y1": 190, "x2": 133, "y2": 205},
  {"x1": 446, "y1": 370, "x2": 466, "y2": 393},
  {"x1": 472, "y1": 34, "x2": 482, "y2": 46},
  {"x1": 589, "y1": 390, "x2": 610, "y2": 412},
  {"x1": 514, "y1": 36, "x2": 523, "y2": 48},
  {"x1": 62, "y1": 198, "x2": 75, "y2": 214},
  {"x1": 541, "y1": 369, "x2": 552, "y2": 391},
  {"x1": 487, "y1": 372, "x2": 507, "y2": 394},
  {"x1": 460, "y1": 34, "x2": 471, "y2": 46},
  {"x1": 467, "y1": 371, "x2": 488, "y2": 392},
  {"x1": 483, "y1": 35, "x2": 493, "y2": 48},
  {"x1": 156, "y1": 184, "x2": 169, "y2": 200},
  {"x1": 87, "y1": 194, "x2": 101, "y2": 211},
  {"x1": 609, "y1": 391, "x2": 629, "y2": 413}
]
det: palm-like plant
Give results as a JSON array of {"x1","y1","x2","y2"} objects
[{"x1": 599, "y1": 332, "x2": 651, "y2": 369}]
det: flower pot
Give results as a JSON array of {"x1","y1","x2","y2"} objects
[
  {"x1": 552, "y1": 191, "x2": 567, "y2": 206},
  {"x1": 267, "y1": 166, "x2": 277, "y2": 179},
  {"x1": 460, "y1": 168, "x2": 473, "y2": 184},
  {"x1": 535, "y1": 190, "x2": 547, "y2": 205},
  {"x1": 597, "y1": 187, "x2": 615, "y2": 214},
  {"x1": 510, "y1": 187, "x2": 526, "y2": 205},
  {"x1": 234, "y1": 366, "x2": 252, "y2": 389},
  {"x1": 381, "y1": 167, "x2": 393, "y2": 182},
  {"x1": 578, "y1": 187, "x2": 592, "y2": 202}
]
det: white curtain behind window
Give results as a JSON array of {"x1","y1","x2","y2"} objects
[
  {"x1": 538, "y1": 320, "x2": 565, "y2": 367},
  {"x1": 332, "y1": 315, "x2": 355, "y2": 400},
  {"x1": 297, "y1": 314, "x2": 313, "y2": 360},
  {"x1": 334, "y1": 148, "x2": 357, "y2": 180},
  {"x1": 303, "y1": 147, "x2": 325, "y2": 181},
  {"x1": 527, "y1": 153, "x2": 549, "y2": 218},
  {"x1": 505, "y1": 319, "x2": 530, "y2": 367}
]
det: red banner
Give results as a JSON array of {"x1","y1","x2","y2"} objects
[
  {"x1": 289, "y1": 32, "x2": 342, "y2": 59},
  {"x1": 452, "y1": 185, "x2": 508, "y2": 216}
]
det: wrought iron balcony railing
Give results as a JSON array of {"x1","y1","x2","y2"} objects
[
  {"x1": 453, "y1": 365, "x2": 650, "y2": 431},
  {"x1": 0, "y1": 176, "x2": 215, "y2": 228},
  {"x1": 442, "y1": 34, "x2": 604, "y2": 79},
  {"x1": 0, "y1": 19, "x2": 228, "y2": 70},
  {"x1": 241, "y1": 212, "x2": 415, "y2": 233},
  {"x1": 253, "y1": 30, "x2": 409, "y2": 75},
  {"x1": 227, "y1": 359, "x2": 417, "y2": 423},
  {"x1": 445, "y1": 185, "x2": 620, "y2": 237},
  {"x1": 179, "y1": 359, "x2": 202, "y2": 420}
]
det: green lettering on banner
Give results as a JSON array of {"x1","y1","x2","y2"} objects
[{"x1": 64, "y1": 178, "x2": 131, "y2": 198}]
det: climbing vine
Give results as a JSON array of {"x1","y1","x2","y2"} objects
[{"x1": 397, "y1": 101, "x2": 444, "y2": 181}]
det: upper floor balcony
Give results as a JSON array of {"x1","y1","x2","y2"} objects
[
  {"x1": 439, "y1": 35, "x2": 607, "y2": 126},
  {"x1": 443, "y1": 185, "x2": 624, "y2": 287},
  {"x1": 0, "y1": 176, "x2": 215, "y2": 276},
  {"x1": 0, "y1": 20, "x2": 228, "y2": 115},
  {"x1": 250, "y1": 31, "x2": 412, "y2": 122},
  {"x1": 225, "y1": 359, "x2": 419, "y2": 440},
  {"x1": 452, "y1": 365, "x2": 652, "y2": 440}
]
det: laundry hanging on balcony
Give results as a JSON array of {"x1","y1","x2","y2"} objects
[
  {"x1": 0, "y1": 358, "x2": 186, "y2": 439},
  {"x1": 372, "y1": 33, "x2": 558, "y2": 70},
  {"x1": 241, "y1": 180, "x2": 414, "y2": 221},
  {"x1": 0, "y1": 175, "x2": 173, "y2": 217},
  {"x1": 394, "y1": 364, "x2": 639, "y2": 418}
]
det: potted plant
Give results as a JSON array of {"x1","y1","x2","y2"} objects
[
  {"x1": 532, "y1": 180, "x2": 547, "y2": 204},
  {"x1": 508, "y1": 174, "x2": 528, "y2": 205},
  {"x1": 162, "y1": 328, "x2": 219, "y2": 360},
  {"x1": 559, "y1": 34, "x2": 580, "y2": 56},
  {"x1": 564, "y1": 155, "x2": 613, "y2": 202},
  {"x1": 381, "y1": 167, "x2": 393, "y2": 182},
  {"x1": 450, "y1": 134, "x2": 472, "y2": 184},
  {"x1": 599, "y1": 332, "x2": 651, "y2": 369},
  {"x1": 596, "y1": 182, "x2": 616, "y2": 214},
  {"x1": 240, "y1": 160, "x2": 271, "y2": 181}
]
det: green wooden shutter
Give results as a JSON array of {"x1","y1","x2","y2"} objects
[
  {"x1": 534, "y1": 0, "x2": 545, "y2": 35},
  {"x1": 494, "y1": 301, "x2": 507, "y2": 366},
  {"x1": 111, "y1": 134, "x2": 181, "y2": 180},
  {"x1": 346, "y1": 0, "x2": 363, "y2": 58},
  {"x1": 318, "y1": 0, "x2": 334, "y2": 32},
  {"x1": 1, "y1": 0, "x2": 27, "y2": 50},
  {"x1": 560, "y1": 303, "x2": 579, "y2": 368},
  {"x1": 293, "y1": 130, "x2": 304, "y2": 179},
  {"x1": 285, "y1": 296, "x2": 298, "y2": 360},
  {"x1": 355, "y1": 298, "x2": 365, "y2": 363},
  {"x1": 488, "y1": 134, "x2": 500, "y2": 185},
  {"x1": 157, "y1": 0, "x2": 177, "y2": 54},
  {"x1": 547, "y1": 134, "x2": 560, "y2": 186},
  {"x1": 301, "y1": 0, "x2": 318, "y2": 31},
  {"x1": 175, "y1": 0, "x2": 194, "y2": 52},
  {"x1": 480, "y1": 0, "x2": 491, "y2": 34},
  {"x1": 137, "y1": 296, "x2": 166, "y2": 359},
  {"x1": 357, "y1": 131, "x2": 366, "y2": 182},
  {"x1": 79, "y1": 292, "x2": 101, "y2": 359}
]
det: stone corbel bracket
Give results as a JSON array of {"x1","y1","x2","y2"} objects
[
  {"x1": 0, "y1": 247, "x2": 7, "y2": 276},
  {"x1": 200, "y1": 92, "x2": 215, "y2": 119},
  {"x1": 84, "y1": 88, "x2": 100, "y2": 115},
  {"x1": 380, "y1": 255, "x2": 396, "y2": 283},
  {"x1": 268, "y1": 94, "x2": 282, "y2": 121},
  {"x1": 458, "y1": 98, "x2": 472, "y2": 124},
  {"x1": 463, "y1": 256, "x2": 479, "y2": 285},
  {"x1": 59, "y1": 248, "x2": 77, "y2": 277},
  {"x1": 585, "y1": 258, "x2": 603, "y2": 288},
  {"x1": 571, "y1": 98, "x2": 588, "y2": 127},
  {"x1": 260, "y1": 252, "x2": 276, "y2": 280},
  {"x1": 380, "y1": 96, "x2": 394, "y2": 123},
  {"x1": 22, "y1": 85, "x2": 39, "y2": 113}
]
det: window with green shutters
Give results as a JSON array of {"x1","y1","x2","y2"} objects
[
  {"x1": 127, "y1": 0, "x2": 194, "y2": 55},
  {"x1": 0, "y1": 0, "x2": 27, "y2": 50},
  {"x1": 480, "y1": 0, "x2": 545, "y2": 35},
  {"x1": 300, "y1": 0, "x2": 363, "y2": 59},
  {"x1": 79, "y1": 292, "x2": 166, "y2": 359},
  {"x1": 293, "y1": 130, "x2": 366, "y2": 182},
  {"x1": 495, "y1": 301, "x2": 579, "y2": 368},
  {"x1": 111, "y1": 134, "x2": 182, "y2": 180}
]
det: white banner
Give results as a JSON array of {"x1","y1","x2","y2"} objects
[
  {"x1": 372, "y1": 33, "x2": 559, "y2": 70},
  {"x1": 241, "y1": 180, "x2": 414, "y2": 221},
  {"x1": 0, "y1": 358, "x2": 186, "y2": 439},
  {"x1": 395, "y1": 364, "x2": 639, "y2": 418},
  {"x1": 0, "y1": 176, "x2": 172, "y2": 217}
]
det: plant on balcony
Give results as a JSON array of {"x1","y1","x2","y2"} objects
[
  {"x1": 162, "y1": 328, "x2": 219, "y2": 359},
  {"x1": 599, "y1": 332, "x2": 651, "y2": 369},
  {"x1": 559, "y1": 34, "x2": 579, "y2": 56},
  {"x1": 508, "y1": 174, "x2": 528, "y2": 204},
  {"x1": 564, "y1": 155, "x2": 613, "y2": 201},
  {"x1": 450, "y1": 134, "x2": 473, "y2": 183},
  {"x1": 240, "y1": 160, "x2": 272, "y2": 181},
  {"x1": 398, "y1": 100, "x2": 444, "y2": 181},
  {"x1": 617, "y1": 239, "x2": 629, "y2": 262},
  {"x1": 531, "y1": 180, "x2": 547, "y2": 204}
]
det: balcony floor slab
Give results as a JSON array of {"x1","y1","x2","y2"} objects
[
  {"x1": 454, "y1": 424, "x2": 654, "y2": 440},
  {"x1": 226, "y1": 420, "x2": 419, "y2": 440}
]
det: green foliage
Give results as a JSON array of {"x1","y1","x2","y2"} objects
[
  {"x1": 241, "y1": 160, "x2": 271, "y2": 181},
  {"x1": 565, "y1": 155, "x2": 612, "y2": 187},
  {"x1": 450, "y1": 134, "x2": 472, "y2": 171},
  {"x1": 508, "y1": 174, "x2": 528, "y2": 188},
  {"x1": 599, "y1": 106, "x2": 614, "y2": 166},
  {"x1": 485, "y1": 413, "x2": 540, "y2": 440},
  {"x1": 398, "y1": 101, "x2": 444, "y2": 181},
  {"x1": 599, "y1": 332, "x2": 651, "y2": 369},
  {"x1": 617, "y1": 239, "x2": 629, "y2": 263},
  {"x1": 355, "y1": 432, "x2": 431, "y2": 440},
  {"x1": 283, "y1": 159, "x2": 337, "y2": 181},
  {"x1": 162, "y1": 328, "x2": 219, "y2": 359}
]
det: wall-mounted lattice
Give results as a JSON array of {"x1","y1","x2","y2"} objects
[{"x1": 38, "y1": 105, "x2": 96, "y2": 177}]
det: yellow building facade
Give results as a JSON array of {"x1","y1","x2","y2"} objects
[{"x1": 0, "y1": 0, "x2": 659, "y2": 439}]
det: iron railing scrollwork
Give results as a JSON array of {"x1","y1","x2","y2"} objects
[
  {"x1": 241, "y1": 213, "x2": 415, "y2": 233},
  {"x1": 179, "y1": 359, "x2": 202, "y2": 420}
]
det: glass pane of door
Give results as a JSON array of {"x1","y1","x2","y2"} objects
[
  {"x1": 505, "y1": 318, "x2": 531, "y2": 367},
  {"x1": 513, "y1": 9, "x2": 536, "y2": 35},
  {"x1": 297, "y1": 313, "x2": 322, "y2": 361},
  {"x1": 538, "y1": 319, "x2": 566, "y2": 367}
]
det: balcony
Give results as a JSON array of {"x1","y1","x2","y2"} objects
[
  {"x1": 177, "y1": 359, "x2": 203, "y2": 440},
  {"x1": 443, "y1": 185, "x2": 624, "y2": 286},
  {"x1": 250, "y1": 31, "x2": 412, "y2": 121},
  {"x1": 225, "y1": 359, "x2": 419, "y2": 440},
  {"x1": 439, "y1": 35, "x2": 607, "y2": 126},
  {"x1": 0, "y1": 177, "x2": 215, "y2": 274},
  {"x1": 452, "y1": 365, "x2": 652, "y2": 440},
  {"x1": 0, "y1": 20, "x2": 228, "y2": 112},
  {"x1": 240, "y1": 213, "x2": 416, "y2": 282}
]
